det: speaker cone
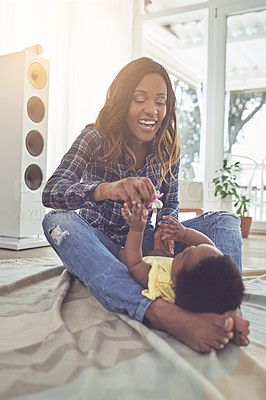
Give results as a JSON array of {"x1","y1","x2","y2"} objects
[
  {"x1": 28, "y1": 62, "x2": 47, "y2": 90},
  {"x1": 27, "y1": 96, "x2": 45, "y2": 123},
  {"x1": 24, "y1": 164, "x2": 43, "y2": 191},
  {"x1": 26, "y1": 130, "x2": 44, "y2": 156}
]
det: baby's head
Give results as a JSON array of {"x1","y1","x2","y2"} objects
[{"x1": 171, "y1": 244, "x2": 244, "y2": 314}]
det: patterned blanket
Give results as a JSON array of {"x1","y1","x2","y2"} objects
[{"x1": 0, "y1": 257, "x2": 265, "y2": 400}]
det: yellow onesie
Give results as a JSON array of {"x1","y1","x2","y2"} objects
[{"x1": 142, "y1": 256, "x2": 175, "y2": 304}]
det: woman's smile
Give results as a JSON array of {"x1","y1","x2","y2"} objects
[{"x1": 138, "y1": 119, "x2": 157, "y2": 131}]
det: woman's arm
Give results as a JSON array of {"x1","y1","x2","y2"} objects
[
  {"x1": 42, "y1": 125, "x2": 105, "y2": 210},
  {"x1": 155, "y1": 160, "x2": 180, "y2": 223},
  {"x1": 43, "y1": 125, "x2": 157, "y2": 210}
]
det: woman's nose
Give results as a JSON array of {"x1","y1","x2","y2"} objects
[{"x1": 144, "y1": 101, "x2": 158, "y2": 117}]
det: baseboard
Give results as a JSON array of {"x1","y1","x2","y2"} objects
[
  {"x1": 250, "y1": 221, "x2": 266, "y2": 234},
  {"x1": 0, "y1": 235, "x2": 49, "y2": 250}
]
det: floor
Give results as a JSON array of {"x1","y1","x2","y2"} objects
[
  {"x1": 0, "y1": 234, "x2": 265, "y2": 269},
  {"x1": 241, "y1": 233, "x2": 266, "y2": 269}
]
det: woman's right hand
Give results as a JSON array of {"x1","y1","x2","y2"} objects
[{"x1": 92, "y1": 177, "x2": 157, "y2": 207}]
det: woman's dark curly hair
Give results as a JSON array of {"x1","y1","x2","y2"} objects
[
  {"x1": 95, "y1": 57, "x2": 180, "y2": 182},
  {"x1": 174, "y1": 255, "x2": 244, "y2": 314}
]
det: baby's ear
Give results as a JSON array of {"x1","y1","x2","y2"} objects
[{"x1": 171, "y1": 280, "x2": 176, "y2": 289}]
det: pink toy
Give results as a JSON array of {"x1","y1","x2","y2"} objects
[{"x1": 147, "y1": 192, "x2": 164, "y2": 210}]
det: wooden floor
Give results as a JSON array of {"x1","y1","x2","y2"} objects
[
  {"x1": 241, "y1": 234, "x2": 266, "y2": 269},
  {"x1": 0, "y1": 234, "x2": 265, "y2": 269}
]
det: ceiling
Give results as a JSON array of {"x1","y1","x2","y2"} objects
[{"x1": 143, "y1": 2, "x2": 266, "y2": 91}]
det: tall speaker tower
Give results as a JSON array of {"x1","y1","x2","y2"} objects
[{"x1": 0, "y1": 46, "x2": 49, "y2": 250}]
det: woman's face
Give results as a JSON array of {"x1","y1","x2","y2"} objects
[{"x1": 126, "y1": 73, "x2": 167, "y2": 145}]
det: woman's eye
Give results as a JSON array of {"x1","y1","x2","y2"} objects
[
  {"x1": 133, "y1": 96, "x2": 166, "y2": 105},
  {"x1": 156, "y1": 99, "x2": 166, "y2": 106},
  {"x1": 134, "y1": 97, "x2": 145, "y2": 103}
]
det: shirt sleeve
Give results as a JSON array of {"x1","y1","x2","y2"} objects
[
  {"x1": 42, "y1": 126, "x2": 105, "y2": 210},
  {"x1": 155, "y1": 159, "x2": 180, "y2": 224}
]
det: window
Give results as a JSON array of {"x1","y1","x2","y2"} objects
[{"x1": 224, "y1": 9, "x2": 266, "y2": 222}]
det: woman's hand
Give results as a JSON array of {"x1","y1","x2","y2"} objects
[
  {"x1": 154, "y1": 227, "x2": 175, "y2": 256},
  {"x1": 92, "y1": 177, "x2": 156, "y2": 207}
]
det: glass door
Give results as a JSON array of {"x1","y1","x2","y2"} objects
[{"x1": 224, "y1": 9, "x2": 266, "y2": 222}]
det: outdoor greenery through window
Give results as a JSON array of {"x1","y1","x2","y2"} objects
[{"x1": 225, "y1": 90, "x2": 266, "y2": 155}]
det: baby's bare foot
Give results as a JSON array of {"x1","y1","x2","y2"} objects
[{"x1": 225, "y1": 310, "x2": 250, "y2": 346}]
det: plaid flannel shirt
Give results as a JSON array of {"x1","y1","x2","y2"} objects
[{"x1": 42, "y1": 124, "x2": 179, "y2": 245}]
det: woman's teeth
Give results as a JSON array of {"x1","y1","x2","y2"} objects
[{"x1": 138, "y1": 120, "x2": 156, "y2": 127}]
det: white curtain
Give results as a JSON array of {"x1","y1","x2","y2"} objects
[{"x1": 0, "y1": 0, "x2": 134, "y2": 176}]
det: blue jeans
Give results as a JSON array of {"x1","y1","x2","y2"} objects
[{"x1": 42, "y1": 210, "x2": 242, "y2": 322}]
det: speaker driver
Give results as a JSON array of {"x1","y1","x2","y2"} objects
[
  {"x1": 26, "y1": 130, "x2": 44, "y2": 156},
  {"x1": 28, "y1": 62, "x2": 47, "y2": 90},
  {"x1": 27, "y1": 96, "x2": 45, "y2": 123},
  {"x1": 24, "y1": 164, "x2": 43, "y2": 191}
]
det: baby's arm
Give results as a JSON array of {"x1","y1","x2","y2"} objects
[
  {"x1": 158, "y1": 215, "x2": 215, "y2": 247},
  {"x1": 121, "y1": 202, "x2": 151, "y2": 287}
]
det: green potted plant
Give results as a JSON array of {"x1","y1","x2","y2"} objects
[
  {"x1": 212, "y1": 159, "x2": 240, "y2": 211},
  {"x1": 212, "y1": 159, "x2": 252, "y2": 238}
]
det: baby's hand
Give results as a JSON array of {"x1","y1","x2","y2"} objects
[
  {"x1": 158, "y1": 215, "x2": 186, "y2": 241},
  {"x1": 121, "y1": 201, "x2": 148, "y2": 232}
]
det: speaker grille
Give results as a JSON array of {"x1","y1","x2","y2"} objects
[
  {"x1": 28, "y1": 61, "x2": 47, "y2": 90},
  {"x1": 24, "y1": 164, "x2": 43, "y2": 191},
  {"x1": 27, "y1": 96, "x2": 45, "y2": 123},
  {"x1": 26, "y1": 130, "x2": 44, "y2": 156}
]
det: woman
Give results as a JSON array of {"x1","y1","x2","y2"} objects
[{"x1": 42, "y1": 57, "x2": 249, "y2": 352}]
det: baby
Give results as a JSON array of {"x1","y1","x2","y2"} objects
[{"x1": 121, "y1": 202, "x2": 244, "y2": 314}]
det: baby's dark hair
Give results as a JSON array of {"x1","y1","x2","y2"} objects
[{"x1": 174, "y1": 255, "x2": 244, "y2": 314}]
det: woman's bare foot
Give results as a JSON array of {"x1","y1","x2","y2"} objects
[{"x1": 145, "y1": 298, "x2": 236, "y2": 353}]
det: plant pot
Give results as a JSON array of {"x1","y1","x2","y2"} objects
[
  {"x1": 240, "y1": 216, "x2": 252, "y2": 238},
  {"x1": 219, "y1": 195, "x2": 233, "y2": 212}
]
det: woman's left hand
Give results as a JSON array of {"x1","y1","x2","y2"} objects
[{"x1": 154, "y1": 227, "x2": 175, "y2": 256}]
